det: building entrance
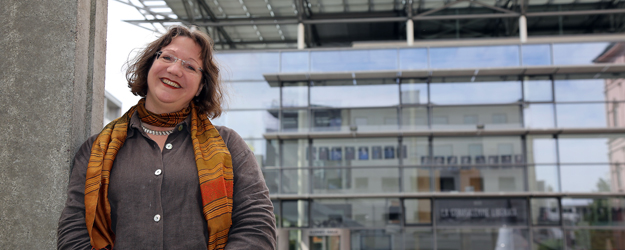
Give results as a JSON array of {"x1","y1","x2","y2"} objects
[
  {"x1": 277, "y1": 228, "x2": 350, "y2": 250},
  {"x1": 309, "y1": 235, "x2": 340, "y2": 250}
]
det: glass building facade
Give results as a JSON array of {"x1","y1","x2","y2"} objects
[{"x1": 213, "y1": 41, "x2": 625, "y2": 250}]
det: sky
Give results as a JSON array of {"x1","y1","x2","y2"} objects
[{"x1": 105, "y1": 1, "x2": 158, "y2": 113}]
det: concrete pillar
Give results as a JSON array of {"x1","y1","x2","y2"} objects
[
  {"x1": 0, "y1": 0, "x2": 107, "y2": 248},
  {"x1": 519, "y1": 15, "x2": 528, "y2": 43},
  {"x1": 297, "y1": 23, "x2": 305, "y2": 49},
  {"x1": 407, "y1": 19, "x2": 414, "y2": 46}
]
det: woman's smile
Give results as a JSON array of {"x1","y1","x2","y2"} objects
[{"x1": 161, "y1": 78, "x2": 181, "y2": 89}]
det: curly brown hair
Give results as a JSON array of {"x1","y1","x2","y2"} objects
[{"x1": 126, "y1": 26, "x2": 223, "y2": 118}]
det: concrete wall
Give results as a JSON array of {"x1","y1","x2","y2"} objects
[{"x1": 0, "y1": 0, "x2": 107, "y2": 248}]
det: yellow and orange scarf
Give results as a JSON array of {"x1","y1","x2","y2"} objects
[{"x1": 84, "y1": 98, "x2": 233, "y2": 249}]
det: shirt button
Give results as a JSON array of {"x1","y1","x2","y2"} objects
[
  {"x1": 155, "y1": 169, "x2": 162, "y2": 176},
  {"x1": 165, "y1": 143, "x2": 173, "y2": 150},
  {"x1": 178, "y1": 125, "x2": 183, "y2": 131},
  {"x1": 154, "y1": 214, "x2": 161, "y2": 222}
]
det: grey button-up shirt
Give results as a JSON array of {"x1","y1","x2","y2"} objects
[{"x1": 57, "y1": 112, "x2": 276, "y2": 249}]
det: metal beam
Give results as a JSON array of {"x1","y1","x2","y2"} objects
[
  {"x1": 471, "y1": 0, "x2": 517, "y2": 14},
  {"x1": 415, "y1": 0, "x2": 467, "y2": 17},
  {"x1": 414, "y1": 12, "x2": 520, "y2": 20},
  {"x1": 525, "y1": 8, "x2": 625, "y2": 17},
  {"x1": 195, "y1": 0, "x2": 236, "y2": 48}
]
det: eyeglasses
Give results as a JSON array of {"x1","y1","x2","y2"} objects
[{"x1": 155, "y1": 51, "x2": 203, "y2": 74}]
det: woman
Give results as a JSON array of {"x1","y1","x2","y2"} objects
[{"x1": 57, "y1": 26, "x2": 276, "y2": 249}]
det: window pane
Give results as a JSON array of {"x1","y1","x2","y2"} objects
[
  {"x1": 312, "y1": 168, "x2": 400, "y2": 194},
  {"x1": 283, "y1": 200, "x2": 309, "y2": 227},
  {"x1": 401, "y1": 107, "x2": 429, "y2": 131},
  {"x1": 281, "y1": 51, "x2": 309, "y2": 72},
  {"x1": 399, "y1": 48, "x2": 428, "y2": 70},
  {"x1": 552, "y1": 42, "x2": 610, "y2": 65},
  {"x1": 430, "y1": 45, "x2": 520, "y2": 68},
  {"x1": 554, "y1": 79, "x2": 606, "y2": 102},
  {"x1": 403, "y1": 137, "x2": 430, "y2": 166},
  {"x1": 531, "y1": 198, "x2": 560, "y2": 225},
  {"x1": 404, "y1": 228, "x2": 434, "y2": 250},
  {"x1": 259, "y1": 139, "x2": 279, "y2": 168},
  {"x1": 262, "y1": 169, "x2": 279, "y2": 194},
  {"x1": 432, "y1": 105, "x2": 521, "y2": 130},
  {"x1": 226, "y1": 81, "x2": 279, "y2": 109},
  {"x1": 523, "y1": 78, "x2": 552, "y2": 102},
  {"x1": 401, "y1": 80, "x2": 428, "y2": 104},
  {"x1": 432, "y1": 136, "x2": 523, "y2": 166},
  {"x1": 351, "y1": 229, "x2": 403, "y2": 250},
  {"x1": 522, "y1": 44, "x2": 551, "y2": 66},
  {"x1": 528, "y1": 165, "x2": 560, "y2": 192},
  {"x1": 533, "y1": 228, "x2": 563, "y2": 250},
  {"x1": 311, "y1": 108, "x2": 399, "y2": 132},
  {"x1": 312, "y1": 199, "x2": 401, "y2": 228},
  {"x1": 404, "y1": 199, "x2": 432, "y2": 224},
  {"x1": 434, "y1": 166, "x2": 526, "y2": 192},
  {"x1": 215, "y1": 52, "x2": 279, "y2": 81},
  {"x1": 558, "y1": 135, "x2": 614, "y2": 164},
  {"x1": 311, "y1": 80, "x2": 399, "y2": 108},
  {"x1": 283, "y1": 81, "x2": 308, "y2": 107},
  {"x1": 283, "y1": 139, "x2": 308, "y2": 167},
  {"x1": 312, "y1": 138, "x2": 400, "y2": 167},
  {"x1": 403, "y1": 167, "x2": 431, "y2": 192},
  {"x1": 565, "y1": 229, "x2": 625, "y2": 250},
  {"x1": 282, "y1": 169, "x2": 309, "y2": 195},
  {"x1": 435, "y1": 198, "x2": 529, "y2": 226},
  {"x1": 211, "y1": 110, "x2": 279, "y2": 139},
  {"x1": 272, "y1": 200, "x2": 280, "y2": 228},
  {"x1": 562, "y1": 198, "x2": 625, "y2": 226},
  {"x1": 527, "y1": 136, "x2": 557, "y2": 164},
  {"x1": 556, "y1": 103, "x2": 607, "y2": 128},
  {"x1": 282, "y1": 109, "x2": 308, "y2": 132},
  {"x1": 437, "y1": 228, "x2": 529, "y2": 250},
  {"x1": 430, "y1": 81, "x2": 522, "y2": 105},
  {"x1": 560, "y1": 164, "x2": 616, "y2": 193},
  {"x1": 524, "y1": 104, "x2": 555, "y2": 128},
  {"x1": 310, "y1": 49, "x2": 397, "y2": 72}
]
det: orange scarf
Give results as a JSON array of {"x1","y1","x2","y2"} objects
[{"x1": 84, "y1": 98, "x2": 233, "y2": 249}]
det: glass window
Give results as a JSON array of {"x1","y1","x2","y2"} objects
[
  {"x1": 283, "y1": 139, "x2": 308, "y2": 167},
  {"x1": 261, "y1": 139, "x2": 279, "y2": 168},
  {"x1": 282, "y1": 109, "x2": 308, "y2": 132},
  {"x1": 430, "y1": 81, "x2": 522, "y2": 105},
  {"x1": 531, "y1": 198, "x2": 560, "y2": 225},
  {"x1": 226, "y1": 81, "x2": 280, "y2": 109},
  {"x1": 528, "y1": 165, "x2": 560, "y2": 192},
  {"x1": 351, "y1": 229, "x2": 403, "y2": 250},
  {"x1": 558, "y1": 135, "x2": 615, "y2": 164},
  {"x1": 311, "y1": 108, "x2": 398, "y2": 132},
  {"x1": 288, "y1": 229, "x2": 303, "y2": 250},
  {"x1": 431, "y1": 105, "x2": 522, "y2": 130},
  {"x1": 262, "y1": 169, "x2": 279, "y2": 194},
  {"x1": 310, "y1": 49, "x2": 397, "y2": 72},
  {"x1": 401, "y1": 79, "x2": 428, "y2": 104},
  {"x1": 430, "y1": 45, "x2": 520, "y2": 69},
  {"x1": 561, "y1": 198, "x2": 625, "y2": 226},
  {"x1": 282, "y1": 81, "x2": 308, "y2": 107},
  {"x1": 552, "y1": 42, "x2": 611, "y2": 65},
  {"x1": 281, "y1": 51, "x2": 309, "y2": 72},
  {"x1": 523, "y1": 78, "x2": 552, "y2": 102},
  {"x1": 282, "y1": 169, "x2": 309, "y2": 195},
  {"x1": 556, "y1": 103, "x2": 607, "y2": 128},
  {"x1": 522, "y1": 44, "x2": 551, "y2": 66},
  {"x1": 554, "y1": 79, "x2": 606, "y2": 102},
  {"x1": 436, "y1": 228, "x2": 529, "y2": 250},
  {"x1": 523, "y1": 104, "x2": 555, "y2": 128},
  {"x1": 211, "y1": 110, "x2": 279, "y2": 139},
  {"x1": 434, "y1": 166, "x2": 526, "y2": 192},
  {"x1": 403, "y1": 137, "x2": 430, "y2": 166},
  {"x1": 399, "y1": 48, "x2": 428, "y2": 70},
  {"x1": 215, "y1": 52, "x2": 279, "y2": 81},
  {"x1": 310, "y1": 79, "x2": 399, "y2": 108},
  {"x1": 533, "y1": 228, "x2": 563, "y2": 250},
  {"x1": 282, "y1": 200, "x2": 309, "y2": 227},
  {"x1": 560, "y1": 164, "x2": 614, "y2": 193},
  {"x1": 312, "y1": 198, "x2": 401, "y2": 228},
  {"x1": 434, "y1": 198, "x2": 529, "y2": 226},
  {"x1": 432, "y1": 137, "x2": 523, "y2": 165},
  {"x1": 404, "y1": 199, "x2": 432, "y2": 224},
  {"x1": 403, "y1": 167, "x2": 431, "y2": 192},
  {"x1": 404, "y1": 228, "x2": 434, "y2": 250},
  {"x1": 401, "y1": 107, "x2": 429, "y2": 131},
  {"x1": 565, "y1": 229, "x2": 625, "y2": 250},
  {"x1": 272, "y1": 200, "x2": 280, "y2": 228},
  {"x1": 312, "y1": 138, "x2": 400, "y2": 167},
  {"x1": 312, "y1": 168, "x2": 400, "y2": 194},
  {"x1": 526, "y1": 136, "x2": 557, "y2": 164}
]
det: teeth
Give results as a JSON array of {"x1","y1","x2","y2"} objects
[{"x1": 162, "y1": 79, "x2": 180, "y2": 88}]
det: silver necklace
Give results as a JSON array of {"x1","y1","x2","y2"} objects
[{"x1": 141, "y1": 124, "x2": 174, "y2": 136}]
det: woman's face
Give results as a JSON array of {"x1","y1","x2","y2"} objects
[{"x1": 145, "y1": 36, "x2": 204, "y2": 114}]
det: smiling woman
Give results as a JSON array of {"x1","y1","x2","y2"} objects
[{"x1": 57, "y1": 26, "x2": 276, "y2": 250}]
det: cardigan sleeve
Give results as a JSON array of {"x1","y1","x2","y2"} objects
[
  {"x1": 57, "y1": 135, "x2": 96, "y2": 250},
  {"x1": 218, "y1": 126, "x2": 277, "y2": 250}
]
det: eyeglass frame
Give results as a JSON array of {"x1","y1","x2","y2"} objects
[{"x1": 154, "y1": 51, "x2": 204, "y2": 74}]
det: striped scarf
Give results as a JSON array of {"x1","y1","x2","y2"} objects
[{"x1": 84, "y1": 98, "x2": 233, "y2": 249}]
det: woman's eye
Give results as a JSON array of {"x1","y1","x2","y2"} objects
[
  {"x1": 186, "y1": 65, "x2": 197, "y2": 72},
  {"x1": 162, "y1": 55, "x2": 174, "y2": 61}
]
